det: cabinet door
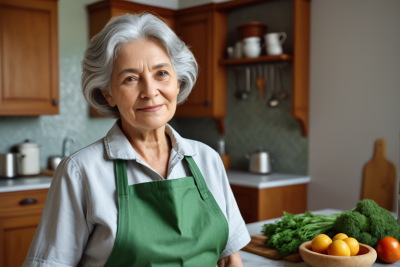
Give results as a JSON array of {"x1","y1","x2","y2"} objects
[
  {"x1": 0, "y1": 215, "x2": 41, "y2": 267},
  {"x1": 175, "y1": 12, "x2": 213, "y2": 117},
  {"x1": 0, "y1": 189, "x2": 48, "y2": 267},
  {"x1": 0, "y1": 0, "x2": 59, "y2": 115}
]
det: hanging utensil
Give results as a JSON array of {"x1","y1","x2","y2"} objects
[
  {"x1": 277, "y1": 65, "x2": 289, "y2": 101},
  {"x1": 256, "y1": 65, "x2": 265, "y2": 99},
  {"x1": 263, "y1": 64, "x2": 269, "y2": 99},
  {"x1": 234, "y1": 67, "x2": 248, "y2": 100},
  {"x1": 245, "y1": 66, "x2": 251, "y2": 95},
  {"x1": 268, "y1": 65, "x2": 279, "y2": 107}
]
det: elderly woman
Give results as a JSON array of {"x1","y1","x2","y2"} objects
[{"x1": 23, "y1": 13, "x2": 250, "y2": 267}]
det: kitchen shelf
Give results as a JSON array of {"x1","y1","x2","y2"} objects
[{"x1": 219, "y1": 54, "x2": 292, "y2": 66}]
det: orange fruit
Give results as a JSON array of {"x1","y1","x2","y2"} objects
[
  {"x1": 311, "y1": 234, "x2": 332, "y2": 254},
  {"x1": 332, "y1": 233, "x2": 349, "y2": 241},
  {"x1": 343, "y1": 237, "x2": 359, "y2": 256},
  {"x1": 327, "y1": 240, "x2": 351, "y2": 256}
]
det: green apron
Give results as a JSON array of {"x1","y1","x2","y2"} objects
[{"x1": 103, "y1": 156, "x2": 229, "y2": 267}]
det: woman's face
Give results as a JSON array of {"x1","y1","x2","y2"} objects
[{"x1": 103, "y1": 39, "x2": 179, "y2": 131}]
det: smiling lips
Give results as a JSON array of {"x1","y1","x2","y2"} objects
[{"x1": 138, "y1": 104, "x2": 163, "y2": 112}]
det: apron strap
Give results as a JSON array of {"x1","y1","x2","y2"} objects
[
  {"x1": 115, "y1": 159, "x2": 129, "y2": 197},
  {"x1": 185, "y1": 156, "x2": 210, "y2": 200}
]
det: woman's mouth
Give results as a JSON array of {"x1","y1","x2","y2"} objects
[{"x1": 138, "y1": 105, "x2": 163, "y2": 112}]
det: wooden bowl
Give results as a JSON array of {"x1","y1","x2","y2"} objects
[
  {"x1": 236, "y1": 21, "x2": 268, "y2": 40},
  {"x1": 299, "y1": 241, "x2": 377, "y2": 267}
]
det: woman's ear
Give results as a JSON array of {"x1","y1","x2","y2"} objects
[{"x1": 101, "y1": 89, "x2": 116, "y2": 107}]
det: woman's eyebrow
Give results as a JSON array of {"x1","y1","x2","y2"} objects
[
  {"x1": 118, "y1": 63, "x2": 170, "y2": 77},
  {"x1": 118, "y1": 68, "x2": 139, "y2": 76},
  {"x1": 152, "y1": 63, "x2": 170, "y2": 70}
]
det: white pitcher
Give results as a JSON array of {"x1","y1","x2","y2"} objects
[
  {"x1": 264, "y1": 32, "x2": 287, "y2": 55},
  {"x1": 242, "y1": 37, "x2": 261, "y2": 58}
]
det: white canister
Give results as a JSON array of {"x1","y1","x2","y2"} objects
[
  {"x1": 242, "y1": 37, "x2": 261, "y2": 58},
  {"x1": 17, "y1": 140, "x2": 40, "y2": 175}
]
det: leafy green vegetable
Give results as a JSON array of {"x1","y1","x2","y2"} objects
[
  {"x1": 333, "y1": 199, "x2": 400, "y2": 247},
  {"x1": 262, "y1": 211, "x2": 340, "y2": 257}
]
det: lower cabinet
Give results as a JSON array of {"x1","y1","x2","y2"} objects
[
  {"x1": 0, "y1": 189, "x2": 48, "y2": 267},
  {"x1": 231, "y1": 184, "x2": 307, "y2": 223}
]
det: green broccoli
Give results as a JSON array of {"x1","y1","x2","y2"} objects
[{"x1": 333, "y1": 199, "x2": 400, "y2": 247}]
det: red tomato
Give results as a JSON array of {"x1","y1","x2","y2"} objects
[{"x1": 376, "y1": 237, "x2": 400, "y2": 263}]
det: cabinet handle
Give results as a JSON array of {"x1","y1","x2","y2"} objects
[
  {"x1": 19, "y1": 198, "x2": 38, "y2": 205},
  {"x1": 52, "y1": 99, "x2": 58, "y2": 106},
  {"x1": 205, "y1": 100, "x2": 210, "y2": 106}
]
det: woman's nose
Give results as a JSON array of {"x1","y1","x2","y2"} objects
[{"x1": 139, "y1": 76, "x2": 159, "y2": 99}]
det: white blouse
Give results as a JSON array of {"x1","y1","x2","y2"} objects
[{"x1": 23, "y1": 121, "x2": 251, "y2": 267}]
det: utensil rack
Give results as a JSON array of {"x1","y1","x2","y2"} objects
[{"x1": 219, "y1": 54, "x2": 292, "y2": 66}]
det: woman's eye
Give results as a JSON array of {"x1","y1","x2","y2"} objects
[
  {"x1": 125, "y1": 77, "x2": 135, "y2": 82},
  {"x1": 158, "y1": 71, "x2": 168, "y2": 77}
]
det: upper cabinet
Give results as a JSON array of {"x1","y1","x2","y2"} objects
[
  {"x1": 87, "y1": 0, "x2": 310, "y2": 136},
  {"x1": 174, "y1": 7, "x2": 227, "y2": 133},
  {"x1": 0, "y1": 0, "x2": 59, "y2": 116}
]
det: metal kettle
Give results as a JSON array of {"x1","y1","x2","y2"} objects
[{"x1": 245, "y1": 147, "x2": 272, "y2": 174}]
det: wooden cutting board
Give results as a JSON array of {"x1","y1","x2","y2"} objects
[
  {"x1": 361, "y1": 139, "x2": 397, "y2": 211},
  {"x1": 242, "y1": 235, "x2": 303, "y2": 262}
]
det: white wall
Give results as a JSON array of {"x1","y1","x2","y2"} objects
[{"x1": 308, "y1": 0, "x2": 400, "y2": 212}]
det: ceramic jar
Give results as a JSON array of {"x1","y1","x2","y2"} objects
[
  {"x1": 17, "y1": 140, "x2": 40, "y2": 175},
  {"x1": 242, "y1": 37, "x2": 261, "y2": 58}
]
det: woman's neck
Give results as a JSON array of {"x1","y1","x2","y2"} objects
[{"x1": 120, "y1": 118, "x2": 172, "y2": 161}]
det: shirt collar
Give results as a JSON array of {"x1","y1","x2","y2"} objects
[{"x1": 104, "y1": 120, "x2": 196, "y2": 160}]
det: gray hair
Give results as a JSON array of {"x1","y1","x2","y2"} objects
[{"x1": 81, "y1": 13, "x2": 198, "y2": 118}]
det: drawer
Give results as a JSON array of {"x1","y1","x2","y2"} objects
[{"x1": 0, "y1": 189, "x2": 48, "y2": 217}]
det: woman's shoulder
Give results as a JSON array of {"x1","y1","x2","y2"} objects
[{"x1": 63, "y1": 138, "x2": 109, "y2": 171}]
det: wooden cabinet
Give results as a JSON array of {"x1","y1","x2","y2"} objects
[
  {"x1": 174, "y1": 6, "x2": 227, "y2": 133},
  {"x1": 231, "y1": 184, "x2": 307, "y2": 223},
  {"x1": 0, "y1": 0, "x2": 59, "y2": 116},
  {"x1": 0, "y1": 189, "x2": 48, "y2": 267}
]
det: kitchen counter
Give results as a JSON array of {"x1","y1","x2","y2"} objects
[
  {"x1": 241, "y1": 209, "x2": 399, "y2": 267},
  {"x1": 0, "y1": 176, "x2": 52, "y2": 193},
  {"x1": 227, "y1": 170, "x2": 310, "y2": 189},
  {"x1": 0, "y1": 171, "x2": 310, "y2": 193}
]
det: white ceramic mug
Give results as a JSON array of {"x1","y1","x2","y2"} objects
[
  {"x1": 234, "y1": 41, "x2": 243, "y2": 59},
  {"x1": 264, "y1": 32, "x2": 287, "y2": 55},
  {"x1": 242, "y1": 37, "x2": 261, "y2": 58}
]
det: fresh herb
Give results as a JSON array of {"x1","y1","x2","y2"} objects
[{"x1": 262, "y1": 211, "x2": 340, "y2": 257}]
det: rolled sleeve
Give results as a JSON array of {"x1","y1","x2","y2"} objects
[
  {"x1": 216, "y1": 153, "x2": 251, "y2": 259},
  {"x1": 23, "y1": 157, "x2": 91, "y2": 267}
]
